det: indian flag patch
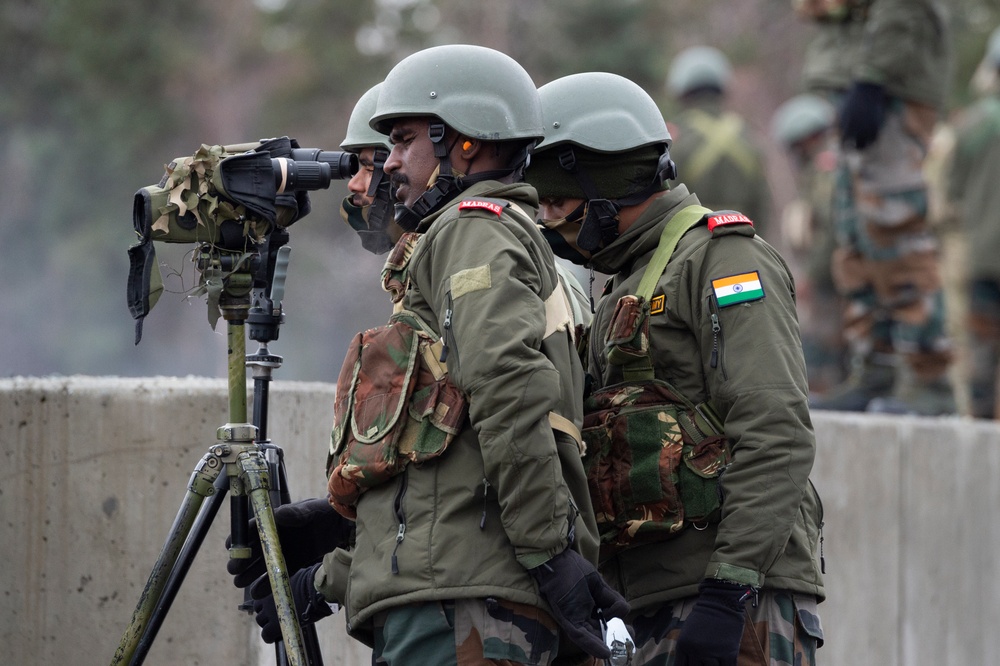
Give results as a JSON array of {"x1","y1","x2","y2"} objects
[{"x1": 712, "y1": 271, "x2": 764, "y2": 307}]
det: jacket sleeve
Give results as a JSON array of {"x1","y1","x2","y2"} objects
[
  {"x1": 682, "y1": 231, "x2": 816, "y2": 588},
  {"x1": 856, "y1": 0, "x2": 948, "y2": 100},
  {"x1": 414, "y1": 211, "x2": 575, "y2": 569}
]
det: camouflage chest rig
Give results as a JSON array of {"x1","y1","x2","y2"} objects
[
  {"x1": 581, "y1": 205, "x2": 732, "y2": 559},
  {"x1": 326, "y1": 232, "x2": 468, "y2": 519}
]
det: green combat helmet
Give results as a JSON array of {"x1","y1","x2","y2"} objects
[
  {"x1": 340, "y1": 83, "x2": 395, "y2": 254},
  {"x1": 770, "y1": 93, "x2": 835, "y2": 148},
  {"x1": 340, "y1": 83, "x2": 392, "y2": 153},
  {"x1": 666, "y1": 46, "x2": 732, "y2": 98},
  {"x1": 528, "y1": 72, "x2": 675, "y2": 258},
  {"x1": 369, "y1": 44, "x2": 542, "y2": 230}
]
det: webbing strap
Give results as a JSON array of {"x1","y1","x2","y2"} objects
[
  {"x1": 684, "y1": 110, "x2": 759, "y2": 183},
  {"x1": 635, "y1": 205, "x2": 712, "y2": 301}
]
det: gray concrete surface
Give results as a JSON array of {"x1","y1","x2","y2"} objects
[{"x1": 2, "y1": 376, "x2": 999, "y2": 665}]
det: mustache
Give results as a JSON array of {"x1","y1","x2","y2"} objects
[{"x1": 390, "y1": 173, "x2": 409, "y2": 188}]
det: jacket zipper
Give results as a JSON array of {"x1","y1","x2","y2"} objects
[
  {"x1": 708, "y1": 296, "x2": 729, "y2": 380},
  {"x1": 480, "y1": 478, "x2": 491, "y2": 529},
  {"x1": 439, "y1": 290, "x2": 460, "y2": 371},
  {"x1": 390, "y1": 474, "x2": 408, "y2": 574}
]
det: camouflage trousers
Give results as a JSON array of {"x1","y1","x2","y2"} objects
[
  {"x1": 832, "y1": 98, "x2": 952, "y2": 380},
  {"x1": 371, "y1": 598, "x2": 569, "y2": 666},
  {"x1": 628, "y1": 590, "x2": 823, "y2": 666},
  {"x1": 967, "y1": 278, "x2": 1000, "y2": 418}
]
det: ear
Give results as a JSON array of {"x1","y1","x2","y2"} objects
[{"x1": 459, "y1": 137, "x2": 480, "y2": 158}]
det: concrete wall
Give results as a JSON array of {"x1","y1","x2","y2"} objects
[{"x1": 2, "y1": 376, "x2": 999, "y2": 665}]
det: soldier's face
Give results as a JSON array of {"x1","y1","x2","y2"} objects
[
  {"x1": 538, "y1": 196, "x2": 586, "y2": 222},
  {"x1": 347, "y1": 147, "x2": 377, "y2": 207},
  {"x1": 385, "y1": 117, "x2": 440, "y2": 208}
]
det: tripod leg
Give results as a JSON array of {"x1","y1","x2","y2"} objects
[
  {"x1": 111, "y1": 451, "x2": 223, "y2": 666},
  {"x1": 240, "y1": 451, "x2": 309, "y2": 666},
  {"x1": 131, "y1": 472, "x2": 230, "y2": 664}
]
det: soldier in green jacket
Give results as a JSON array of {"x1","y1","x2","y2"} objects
[
  {"x1": 948, "y1": 26, "x2": 1000, "y2": 419},
  {"x1": 797, "y1": 0, "x2": 956, "y2": 414},
  {"x1": 526, "y1": 72, "x2": 825, "y2": 666},
  {"x1": 666, "y1": 46, "x2": 772, "y2": 238},
  {"x1": 232, "y1": 45, "x2": 627, "y2": 665}
]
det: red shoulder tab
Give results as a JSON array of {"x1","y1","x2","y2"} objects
[
  {"x1": 706, "y1": 211, "x2": 754, "y2": 233},
  {"x1": 458, "y1": 199, "x2": 506, "y2": 217}
]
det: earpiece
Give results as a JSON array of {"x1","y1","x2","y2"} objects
[{"x1": 462, "y1": 141, "x2": 473, "y2": 151}]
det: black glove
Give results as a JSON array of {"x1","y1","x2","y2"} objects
[
  {"x1": 838, "y1": 81, "x2": 888, "y2": 150},
  {"x1": 528, "y1": 547, "x2": 630, "y2": 659},
  {"x1": 226, "y1": 497, "x2": 352, "y2": 589},
  {"x1": 675, "y1": 579, "x2": 751, "y2": 666},
  {"x1": 249, "y1": 562, "x2": 334, "y2": 644}
]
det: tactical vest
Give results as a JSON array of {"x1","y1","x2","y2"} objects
[{"x1": 582, "y1": 205, "x2": 732, "y2": 558}]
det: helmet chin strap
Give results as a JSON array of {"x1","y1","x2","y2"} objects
[
  {"x1": 394, "y1": 122, "x2": 529, "y2": 232},
  {"x1": 557, "y1": 146, "x2": 677, "y2": 253}
]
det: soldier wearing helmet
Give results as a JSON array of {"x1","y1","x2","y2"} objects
[
  {"x1": 526, "y1": 72, "x2": 825, "y2": 665},
  {"x1": 665, "y1": 46, "x2": 771, "y2": 236},
  {"x1": 339, "y1": 83, "x2": 397, "y2": 255},
  {"x1": 771, "y1": 94, "x2": 847, "y2": 395},
  {"x1": 236, "y1": 45, "x2": 626, "y2": 665}
]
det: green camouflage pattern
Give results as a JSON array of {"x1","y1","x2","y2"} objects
[
  {"x1": 381, "y1": 232, "x2": 422, "y2": 302},
  {"x1": 327, "y1": 309, "x2": 468, "y2": 518},
  {"x1": 832, "y1": 99, "x2": 952, "y2": 379},
  {"x1": 139, "y1": 143, "x2": 272, "y2": 245},
  {"x1": 372, "y1": 599, "x2": 565, "y2": 666},
  {"x1": 629, "y1": 589, "x2": 823, "y2": 665},
  {"x1": 582, "y1": 379, "x2": 730, "y2": 557}
]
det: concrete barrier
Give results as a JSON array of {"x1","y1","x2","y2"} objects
[{"x1": 2, "y1": 376, "x2": 999, "y2": 665}]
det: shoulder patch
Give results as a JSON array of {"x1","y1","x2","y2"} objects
[
  {"x1": 711, "y1": 270, "x2": 764, "y2": 307},
  {"x1": 458, "y1": 198, "x2": 508, "y2": 217},
  {"x1": 707, "y1": 210, "x2": 754, "y2": 233}
]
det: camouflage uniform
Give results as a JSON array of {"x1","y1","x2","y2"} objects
[
  {"x1": 948, "y1": 93, "x2": 1000, "y2": 418},
  {"x1": 585, "y1": 185, "x2": 825, "y2": 664},
  {"x1": 321, "y1": 181, "x2": 598, "y2": 665},
  {"x1": 799, "y1": 0, "x2": 955, "y2": 413}
]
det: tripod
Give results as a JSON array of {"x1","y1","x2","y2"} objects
[{"x1": 111, "y1": 230, "x2": 325, "y2": 666}]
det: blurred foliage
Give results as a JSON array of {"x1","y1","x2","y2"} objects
[{"x1": 1, "y1": 0, "x2": 998, "y2": 380}]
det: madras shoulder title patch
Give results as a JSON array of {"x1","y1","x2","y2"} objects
[
  {"x1": 712, "y1": 271, "x2": 764, "y2": 307},
  {"x1": 458, "y1": 199, "x2": 506, "y2": 216}
]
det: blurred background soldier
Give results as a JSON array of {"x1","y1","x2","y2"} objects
[
  {"x1": 796, "y1": 0, "x2": 956, "y2": 415},
  {"x1": 947, "y1": 26, "x2": 1000, "y2": 419},
  {"x1": 666, "y1": 45, "x2": 772, "y2": 237},
  {"x1": 771, "y1": 93, "x2": 847, "y2": 395}
]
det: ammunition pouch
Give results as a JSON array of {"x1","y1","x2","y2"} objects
[
  {"x1": 584, "y1": 291, "x2": 730, "y2": 558},
  {"x1": 326, "y1": 310, "x2": 469, "y2": 519}
]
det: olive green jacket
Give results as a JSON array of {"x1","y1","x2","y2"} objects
[
  {"x1": 320, "y1": 180, "x2": 598, "y2": 641},
  {"x1": 801, "y1": 0, "x2": 950, "y2": 109},
  {"x1": 948, "y1": 94, "x2": 1000, "y2": 281},
  {"x1": 587, "y1": 185, "x2": 825, "y2": 609}
]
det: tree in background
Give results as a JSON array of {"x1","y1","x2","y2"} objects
[{"x1": 1, "y1": 0, "x2": 997, "y2": 380}]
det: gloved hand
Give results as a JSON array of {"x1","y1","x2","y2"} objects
[
  {"x1": 675, "y1": 579, "x2": 751, "y2": 666},
  {"x1": 838, "y1": 81, "x2": 888, "y2": 150},
  {"x1": 528, "y1": 547, "x2": 630, "y2": 659},
  {"x1": 226, "y1": 497, "x2": 352, "y2": 589},
  {"x1": 249, "y1": 562, "x2": 334, "y2": 644}
]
